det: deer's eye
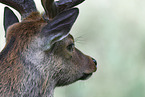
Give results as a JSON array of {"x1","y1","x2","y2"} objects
[{"x1": 67, "y1": 43, "x2": 74, "y2": 52}]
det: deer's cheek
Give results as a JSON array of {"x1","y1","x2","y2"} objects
[{"x1": 62, "y1": 49, "x2": 73, "y2": 59}]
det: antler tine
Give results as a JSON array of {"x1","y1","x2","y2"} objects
[
  {"x1": 41, "y1": 0, "x2": 58, "y2": 20},
  {"x1": 0, "y1": 0, "x2": 37, "y2": 19},
  {"x1": 56, "y1": 0, "x2": 85, "y2": 12},
  {"x1": 41, "y1": 0, "x2": 85, "y2": 20}
]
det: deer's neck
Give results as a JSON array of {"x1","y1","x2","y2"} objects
[
  {"x1": 20, "y1": 51, "x2": 56, "y2": 97},
  {"x1": 21, "y1": 67, "x2": 55, "y2": 97}
]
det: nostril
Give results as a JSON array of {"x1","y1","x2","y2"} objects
[{"x1": 92, "y1": 58, "x2": 97, "y2": 66}]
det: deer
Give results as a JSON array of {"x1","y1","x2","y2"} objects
[{"x1": 0, "y1": 0, "x2": 97, "y2": 97}]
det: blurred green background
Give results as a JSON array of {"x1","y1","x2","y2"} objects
[{"x1": 0, "y1": 0, "x2": 145, "y2": 97}]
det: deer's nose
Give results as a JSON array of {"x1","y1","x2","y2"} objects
[{"x1": 92, "y1": 58, "x2": 97, "y2": 67}]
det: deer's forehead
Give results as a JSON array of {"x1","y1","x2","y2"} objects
[
  {"x1": 55, "y1": 34, "x2": 74, "y2": 47},
  {"x1": 64, "y1": 34, "x2": 74, "y2": 44}
]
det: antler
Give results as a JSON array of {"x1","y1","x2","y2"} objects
[
  {"x1": 56, "y1": 0, "x2": 85, "y2": 11},
  {"x1": 41, "y1": 0, "x2": 58, "y2": 20},
  {"x1": 0, "y1": 0, "x2": 37, "y2": 18},
  {"x1": 41, "y1": 0, "x2": 85, "y2": 20},
  {"x1": 0, "y1": 0, "x2": 84, "y2": 19}
]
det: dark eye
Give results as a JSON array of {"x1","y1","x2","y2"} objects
[{"x1": 67, "y1": 43, "x2": 74, "y2": 52}]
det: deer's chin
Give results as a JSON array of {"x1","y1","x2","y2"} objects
[{"x1": 79, "y1": 73, "x2": 92, "y2": 80}]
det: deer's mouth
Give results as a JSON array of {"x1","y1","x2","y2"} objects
[{"x1": 79, "y1": 73, "x2": 93, "y2": 80}]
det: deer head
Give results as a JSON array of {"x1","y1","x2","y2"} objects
[{"x1": 0, "y1": 0, "x2": 97, "y2": 97}]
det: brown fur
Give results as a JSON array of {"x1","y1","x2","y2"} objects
[{"x1": 0, "y1": 12, "x2": 97, "y2": 97}]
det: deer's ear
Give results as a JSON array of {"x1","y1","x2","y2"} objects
[
  {"x1": 4, "y1": 7, "x2": 19, "y2": 37},
  {"x1": 41, "y1": 8, "x2": 79, "y2": 50}
]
